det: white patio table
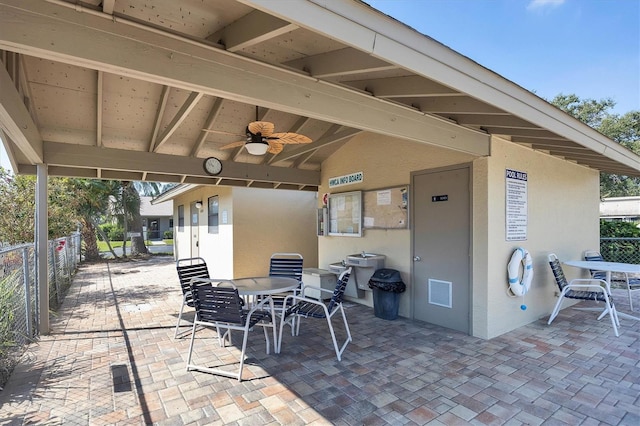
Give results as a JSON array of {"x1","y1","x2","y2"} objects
[{"x1": 563, "y1": 260, "x2": 640, "y2": 321}]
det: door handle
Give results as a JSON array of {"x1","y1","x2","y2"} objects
[{"x1": 413, "y1": 256, "x2": 421, "y2": 261}]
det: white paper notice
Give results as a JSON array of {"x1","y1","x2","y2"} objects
[
  {"x1": 505, "y1": 169, "x2": 527, "y2": 241},
  {"x1": 377, "y1": 190, "x2": 391, "y2": 205}
]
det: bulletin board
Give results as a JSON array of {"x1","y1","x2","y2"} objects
[
  {"x1": 363, "y1": 186, "x2": 409, "y2": 229},
  {"x1": 328, "y1": 191, "x2": 362, "y2": 237}
]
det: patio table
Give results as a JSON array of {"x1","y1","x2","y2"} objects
[
  {"x1": 563, "y1": 260, "x2": 640, "y2": 321},
  {"x1": 227, "y1": 276, "x2": 299, "y2": 352}
]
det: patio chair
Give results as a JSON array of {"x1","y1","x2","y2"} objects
[
  {"x1": 266, "y1": 253, "x2": 303, "y2": 329},
  {"x1": 584, "y1": 250, "x2": 640, "y2": 311},
  {"x1": 186, "y1": 278, "x2": 276, "y2": 381},
  {"x1": 174, "y1": 257, "x2": 210, "y2": 339},
  {"x1": 277, "y1": 267, "x2": 352, "y2": 361},
  {"x1": 583, "y1": 250, "x2": 607, "y2": 280},
  {"x1": 547, "y1": 253, "x2": 619, "y2": 337}
]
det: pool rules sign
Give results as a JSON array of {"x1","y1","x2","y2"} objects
[{"x1": 505, "y1": 169, "x2": 527, "y2": 241}]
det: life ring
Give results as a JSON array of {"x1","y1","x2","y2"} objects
[{"x1": 507, "y1": 248, "x2": 533, "y2": 297}]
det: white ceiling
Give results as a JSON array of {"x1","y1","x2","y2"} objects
[{"x1": 1, "y1": 0, "x2": 639, "y2": 192}]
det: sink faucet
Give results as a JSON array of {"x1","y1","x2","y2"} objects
[{"x1": 362, "y1": 251, "x2": 366, "y2": 257}]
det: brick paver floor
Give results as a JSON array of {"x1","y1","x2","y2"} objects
[{"x1": 0, "y1": 256, "x2": 639, "y2": 425}]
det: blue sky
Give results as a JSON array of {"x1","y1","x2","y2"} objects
[{"x1": 366, "y1": 0, "x2": 639, "y2": 115}]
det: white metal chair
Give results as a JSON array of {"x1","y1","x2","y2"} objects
[
  {"x1": 548, "y1": 253, "x2": 619, "y2": 337},
  {"x1": 277, "y1": 267, "x2": 352, "y2": 361},
  {"x1": 186, "y1": 278, "x2": 276, "y2": 381}
]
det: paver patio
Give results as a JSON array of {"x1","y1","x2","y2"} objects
[{"x1": 0, "y1": 256, "x2": 638, "y2": 425}]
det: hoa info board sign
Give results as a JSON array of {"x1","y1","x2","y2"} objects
[{"x1": 505, "y1": 169, "x2": 527, "y2": 241}]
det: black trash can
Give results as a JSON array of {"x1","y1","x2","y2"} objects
[{"x1": 368, "y1": 268, "x2": 405, "y2": 320}]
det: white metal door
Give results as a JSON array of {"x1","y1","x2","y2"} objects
[
  {"x1": 411, "y1": 165, "x2": 471, "y2": 333},
  {"x1": 190, "y1": 202, "x2": 199, "y2": 258}
]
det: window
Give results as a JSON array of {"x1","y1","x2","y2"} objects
[
  {"x1": 208, "y1": 196, "x2": 219, "y2": 234},
  {"x1": 177, "y1": 205, "x2": 184, "y2": 232},
  {"x1": 169, "y1": 218, "x2": 174, "y2": 229}
]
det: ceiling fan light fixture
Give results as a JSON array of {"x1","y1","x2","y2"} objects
[{"x1": 245, "y1": 141, "x2": 269, "y2": 155}]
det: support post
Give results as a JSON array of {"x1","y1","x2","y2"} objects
[{"x1": 35, "y1": 163, "x2": 49, "y2": 334}]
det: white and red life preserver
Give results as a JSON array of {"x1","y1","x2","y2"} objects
[{"x1": 507, "y1": 248, "x2": 533, "y2": 297}]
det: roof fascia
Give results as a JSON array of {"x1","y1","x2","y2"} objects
[{"x1": 243, "y1": 0, "x2": 640, "y2": 174}]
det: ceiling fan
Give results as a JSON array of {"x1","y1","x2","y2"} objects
[{"x1": 203, "y1": 112, "x2": 312, "y2": 155}]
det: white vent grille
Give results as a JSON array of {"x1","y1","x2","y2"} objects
[{"x1": 428, "y1": 279, "x2": 452, "y2": 308}]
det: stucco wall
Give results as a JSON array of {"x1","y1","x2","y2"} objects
[
  {"x1": 173, "y1": 186, "x2": 317, "y2": 278},
  {"x1": 173, "y1": 186, "x2": 235, "y2": 277},
  {"x1": 232, "y1": 187, "x2": 318, "y2": 278},
  {"x1": 318, "y1": 132, "x2": 476, "y2": 316},
  {"x1": 479, "y1": 137, "x2": 601, "y2": 338}
]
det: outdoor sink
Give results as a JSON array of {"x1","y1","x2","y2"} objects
[
  {"x1": 328, "y1": 262, "x2": 348, "y2": 274},
  {"x1": 345, "y1": 253, "x2": 386, "y2": 267}
]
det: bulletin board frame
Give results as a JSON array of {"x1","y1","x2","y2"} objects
[
  {"x1": 363, "y1": 185, "x2": 409, "y2": 229},
  {"x1": 327, "y1": 191, "x2": 363, "y2": 237}
]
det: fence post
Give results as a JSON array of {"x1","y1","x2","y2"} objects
[{"x1": 22, "y1": 247, "x2": 32, "y2": 338}]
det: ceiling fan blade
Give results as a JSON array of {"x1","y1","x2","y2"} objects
[
  {"x1": 268, "y1": 132, "x2": 312, "y2": 144},
  {"x1": 248, "y1": 121, "x2": 275, "y2": 137},
  {"x1": 202, "y1": 129, "x2": 244, "y2": 137},
  {"x1": 220, "y1": 140, "x2": 246, "y2": 149},
  {"x1": 267, "y1": 142, "x2": 284, "y2": 154}
]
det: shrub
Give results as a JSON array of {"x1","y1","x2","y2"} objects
[
  {"x1": 163, "y1": 230, "x2": 173, "y2": 239},
  {"x1": 600, "y1": 220, "x2": 640, "y2": 238}
]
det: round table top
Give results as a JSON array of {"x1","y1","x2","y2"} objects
[
  {"x1": 230, "y1": 276, "x2": 299, "y2": 296},
  {"x1": 564, "y1": 260, "x2": 640, "y2": 274}
]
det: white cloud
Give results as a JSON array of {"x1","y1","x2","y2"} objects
[{"x1": 527, "y1": 0, "x2": 565, "y2": 10}]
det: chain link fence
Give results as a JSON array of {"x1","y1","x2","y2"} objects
[{"x1": 0, "y1": 233, "x2": 81, "y2": 388}]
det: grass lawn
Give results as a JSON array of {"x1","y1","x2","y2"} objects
[{"x1": 98, "y1": 240, "x2": 173, "y2": 251}]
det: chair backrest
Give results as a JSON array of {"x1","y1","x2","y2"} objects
[
  {"x1": 269, "y1": 253, "x2": 303, "y2": 285},
  {"x1": 548, "y1": 253, "x2": 569, "y2": 292},
  {"x1": 176, "y1": 257, "x2": 209, "y2": 305},
  {"x1": 584, "y1": 250, "x2": 603, "y2": 262},
  {"x1": 190, "y1": 279, "x2": 245, "y2": 325},
  {"x1": 327, "y1": 267, "x2": 352, "y2": 312},
  {"x1": 583, "y1": 250, "x2": 605, "y2": 277}
]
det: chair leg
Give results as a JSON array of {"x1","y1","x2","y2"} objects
[
  {"x1": 236, "y1": 327, "x2": 251, "y2": 382},
  {"x1": 628, "y1": 286, "x2": 634, "y2": 311},
  {"x1": 174, "y1": 294, "x2": 188, "y2": 339},
  {"x1": 547, "y1": 295, "x2": 565, "y2": 325},
  {"x1": 186, "y1": 320, "x2": 198, "y2": 370},
  {"x1": 327, "y1": 306, "x2": 351, "y2": 361}
]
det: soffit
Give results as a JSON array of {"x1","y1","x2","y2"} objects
[{"x1": 0, "y1": 0, "x2": 638, "y2": 193}]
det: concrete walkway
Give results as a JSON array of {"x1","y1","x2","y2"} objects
[{"x1": 0, "y1": 256, "x2": 638, "y2": 425}]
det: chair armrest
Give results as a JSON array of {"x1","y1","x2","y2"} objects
[
  {"x1": 282, "y1": 293, "x2": 325, "y2": 306},
  {"x1": 299, "y1": 284, "x2": 331, "y2": 297},
  {"x1": 248, "y1": 295, "x2": 274, "y2": 316},
  {"x1": 567, "y1": 278, "x2": 609, "y2": 292}
]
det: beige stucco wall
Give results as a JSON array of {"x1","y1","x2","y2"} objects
[
  {"x1": 477, "y1": 137, "x2": 601, "y2": 338},
  {"x1": 172, "y1": 186, "x2": 317, "y2": 279},
  {"x1": 318, "y1": 132, "x2": 476, "y2": 316},
  {"x1": 232, "y1": 187, "x2": 318, "y2": 277}
]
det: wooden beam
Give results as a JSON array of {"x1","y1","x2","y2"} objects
[
  {"x1": 43, "y1": 142, "x2": 320, "y2": 186},
  {"x1": 0, "y1": 62, "x2": 42, "y2": 163},
  {"x1": 0, "y1": 0, "x2": 490, "y2": 156}
]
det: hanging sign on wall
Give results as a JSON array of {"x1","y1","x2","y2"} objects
[
  {"x1": 505, "y1": 168, "x2": 528, "y2": 241},
  {"x1": 328, "y1": 171, "x2": 364, "y2": 188}
]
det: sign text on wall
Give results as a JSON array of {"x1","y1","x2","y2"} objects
[{"x1": 328, "y1": 171, "x2": 364, "y2": 188}]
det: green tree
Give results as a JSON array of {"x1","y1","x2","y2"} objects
[
  {"x1": 550, "y1": 94, "x2": 640, "y2": 197},
  {"x1": 0, "y1": 168, "x2": 78, "y2": 244}
]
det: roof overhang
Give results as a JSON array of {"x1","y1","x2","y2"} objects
[{"x1": 0, "y1": 0, "x2": 638, "y2": 188}]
